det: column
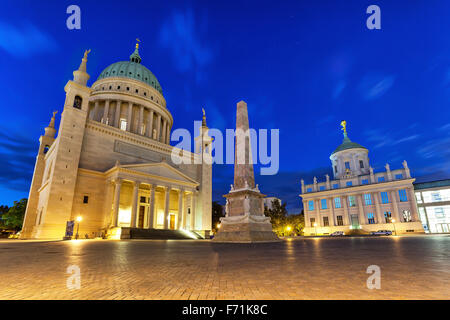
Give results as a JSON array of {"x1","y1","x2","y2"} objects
[
  {"x1": 92, "y1": 100, "x2": 99, "y2": 121},
  {"x1": 177, "y1": 189, "x2": 184, "y2": 229},
  {"x1": 329, "y1": 197, "x2": 336, "y2": 226},
  {"x1": 112, "y1": 179, "x2": 122, "y2": 227},
  {"x1": 390, "y1": 190, "x2": 401, "y2": 222},
  {"x1": 147, "y1": 185, "x2": 156, "y2": 229},
  {"x1": 102, "y1": 100, "x2": 110, "y2": 124},
  {"x1": 138, "y1": 105, "x2": 144, "y2": 135},
  {"x1": 126, "y1": 102, "x2": 133, "y2": 132},
  {"x1": 315, "y1": 199, "x2": 321, "y2": 227},
  {"x1": 166, "y1": 123, "x2": 171, "y2": 144},
  {"x1": 303, "y1": 201, "x2": 310, "y2": 227},
  {"x1": 182, "y1": 192, "x2": 188, "y2": 229},
  {"x1": 130, "y1": 181, "x2": 140, "y2": 228},
  {"x1": 190, "y1": 192, "x2": 196, "y2": 230},
  {"x1": 408, "y1": 187, "x2": 419, "y2": 222},
  {"x1": 163, "y1": 186, "x2": 171, "y2": 229},
  {"x1": 114, "y1": 100, "x2": 121, "y2": 128},
  {"x1": 161, "y1": 119, "x2": 167, "y2": 143},
  {"x1": 357, "y1": 194, "x2": 366, "y2": 225},
  {"x1": 156, "y1": 114, "x2": 162, "y2": 142},
  {"x1": 342, "y1": 195, "x2": 350, "y2": 225},
  {"x1": 373, "y1": 192, "x2": 383, "y2": 224},
  {"x1": 147, "y1": 110, "x2": 154, "y2": 138}
]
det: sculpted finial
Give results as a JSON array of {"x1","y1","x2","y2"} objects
[
  {"x1": 340, "y1": 120, "x2": 347, "y2": 134},
  {"x1": 83, "y1": 49, "x2": 91, "y2": 60},
  {"x1": 136, "y1": 38, "x2": 141, "y2": 49}
]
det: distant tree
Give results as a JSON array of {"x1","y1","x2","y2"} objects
[
  {"x1": 2, "y1": 199, "x2": 27, "y2": 231},
  {"x1": 265, "y1": 199, "x2": 289, "y2": 236},
  {"x1": 0, "y1": 205, "x2": 10, "y2": 229},
  {"x1": 211, "y1": 201, "x2": 225, "y2": 233}
]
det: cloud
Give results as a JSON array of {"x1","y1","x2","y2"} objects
[
  {"x1": 364, "y1": 128, "x2": 420, "y2": 149},
  {"x1": 159, "y1": 10, "x2": 213, "y2": 76},
  {"x1": 0, "y1": 21, "x2": 58, "y2": 58},
  {"x1": 359, "y1": 74, "x2": 395, "y2": 100},
  {"x1": 0, "y1": 129, "x2": 36, "y2": 192}
]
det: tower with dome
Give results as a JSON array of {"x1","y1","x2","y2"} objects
[
  {"x1": 300, "y1": 121, "x2": 424, "y2": 236},
  {"x1": 20, "y1": 42, "x2": 212, "y2": 240}
]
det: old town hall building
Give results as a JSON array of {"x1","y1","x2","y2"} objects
[
  {"x1": 20, "y1": 44, "x2": 212, "y2": 240},
  {"x1": 300, "y1": 121, "x2": 424, "y2": 236}
]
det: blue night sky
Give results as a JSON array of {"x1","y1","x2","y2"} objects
[{"x1": 0, "y1": 0, "x2": 449, "y2": 213}]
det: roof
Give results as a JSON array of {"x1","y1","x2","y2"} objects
[
  {"x1": 414, "y1": 179, "x2": 450, "y2": 190},
  {"x1": 331, "y1": 133, "x2": 367, "y2": 155}
]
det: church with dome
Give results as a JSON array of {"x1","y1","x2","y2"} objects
[
  {"x1": 20, "y1": 43, "x2": 212, "y2": 240},
  {"x1": 300, "y1": 121, "x2": 424, "y2": 235}
]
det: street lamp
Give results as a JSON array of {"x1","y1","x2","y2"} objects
[
  {"x1": 314, "y1": 223, "x2": 318, "y2": 236},
  {"x1": 75, "y1": 216, "x2": 82, "y2": 240},
  {"x1": 392, "y1": 219, "x2": 397, "y2": 236},
  {"x1": 286, "y1": 225, "x2": 292, "y2": 237}
]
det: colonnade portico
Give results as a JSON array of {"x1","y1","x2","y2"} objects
[
  {"x1": 109, "y1": 177, "x2": 197, "y2": 231},
  {"x1": 88, "y1": 98, "x2": 172, "y2": 144}
]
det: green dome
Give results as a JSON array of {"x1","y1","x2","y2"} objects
[
  {"x1": 331, "y1": 133, "x2": 367, "y2": 155},
  {"x1": 97, "y1": 46, "x2": 163, "y2": 94}
]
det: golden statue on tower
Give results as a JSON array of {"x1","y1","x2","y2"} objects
[{"x1": 340, "y1": 120, "x2": 347, "y2": 134}]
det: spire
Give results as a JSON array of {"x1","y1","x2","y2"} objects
[
  {"x1": 130, "y1": 38, "x2": 142, "y2": 64},
  {"x1": 202, "y1": 108, "x2": 207, "y2": 127},
  {"x1": 73, "y1": 49, "x2": 91, "y2": 86},
  {"x1": 340, "y1": 119, "x2": 351, "y2": 142},
  {"x1": 44, "y1": 111, "x2": 58, "y2": 138}
]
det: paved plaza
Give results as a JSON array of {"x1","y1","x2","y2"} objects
[{"x1": 0, "y1": 235, "x2": 449, "y2": 300}]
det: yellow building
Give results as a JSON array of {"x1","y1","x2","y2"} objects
[{"x1": 20, "y1": 44, "x2": 212, "y2": 240}]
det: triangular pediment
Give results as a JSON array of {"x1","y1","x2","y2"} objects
[{"x1": 119, "y1": 162, "x2": 198, "y2": 185}]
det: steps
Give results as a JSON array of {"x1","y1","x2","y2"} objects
[{"x1": 119, "y1": 227, "x2": 204, "y2": 240}]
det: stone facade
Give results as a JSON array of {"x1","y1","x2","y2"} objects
[
  {"x1": 300, "y1": 122, "x2": 424, "y2": 236},
  {"x1": 20, "y1": 47, "x2": 212, "y2": 240}
]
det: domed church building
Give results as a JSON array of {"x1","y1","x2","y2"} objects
[
  {"x1": 300, "y1": 121, "x2": 424, "y2": 236},
  {"x1": 20, "y1": 43, "x2": 212, "y2": 240}
]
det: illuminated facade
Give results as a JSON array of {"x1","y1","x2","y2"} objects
[
  {"x1": 414, "y1": 179, "x2": 450, "y2": 233},
  {"x1": 20, "y1": 44, "x2": 212, "y2": 240},
  {"x1": 300, "y1": 122, "x2": 424, "y2": 236}
]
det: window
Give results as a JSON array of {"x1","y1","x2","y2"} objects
[
  {"x1": 117, "y1": 86, "x2": 121, "y2": 89},
  {"x1": 364, "y1": 194, "x2": 372, "y2": 205},
  {"x1": 319, "y1": 186, "x2": 325, "y2": 191},
  {"x1": 334, "y1": 166, "x2": 337, "y2": 173},
  {"x1": 308, "y1": 201, "x2": 314, "y2": 211},
  {"x1": 402, "y1": 210, "x2": 412, "y2": 222},
  {"x1": 431, "y1": 192, "x2": 442, "y2": 202},
  {"x1": 361, "y1": 179, "x2": 369, "y2": 185},
  {"x1": 359, "y1": 160, "x2": 364, "y2": 168},
  {"x1": 333, "y1": 184, "x2": 339, "y2": 189},
  {"x1": 323, "y1": 216, "x2": 329, "y2": 227},
  {"x1": 384, "y1": 211, "x2": 392, "y2": 223},
  {"x1": 434, "y1": 208, "x2": 445, "y2": 219},
  {"x1": 381, "y1": 192, "x2": 389, "y2": 204},
  {"x1": 334, "y1": 197, "x2": 342, "y2": 208},
  {"x1": 337, "y1": 216, "x2": 343, "y2": 226},
  {"x1": 348, "y1": 196, "x2": 356, "y2": 207},
  {"x1": 378, "y1": 177, "x2": 385, "y2": 182},
  {"x1": 83, "y1": 196, "x2": 89, "y2": 204},
  {"x1": 307, "y1": 188, "x2": 312, "y2": 192},
  {"x1": 395, "y1": 174, "x2": 403, "y2": 179},
  {"x1": 415, "y1": 192, "x2": 422, "y2": 203},
  {"x1": 43, "y1": 145, "x2": 50, "y2": 154},
  {"x1": 345, "y1": 162, "x2": 350, "y2": 169},
  {"x1": 310, "y1": 218, "x2": 316, "y2": 226},
  {"x1": 346, "y1": 181, "x2": 353, "y2": 187},
  {"x1": 140, "y1": 196, "x2": 146, "y2": 203},
  {"x1": 73, "y1": 95, "x2": 82, "y2": 109},
  {"x1": 398, "y1": 189, "x2": 408, "y2": 202},
  {"x1": 321, "y1": 199, "x2": 327, "y2": 209},
  {"x1": 367, "y1": 213, "x2": 375, "y2": 224},
  {"x1": 120, "y1": 119, "x2": 127, "y2": 131}
]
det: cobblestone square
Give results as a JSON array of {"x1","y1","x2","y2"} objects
[{"x1": 0, "y1": 235, "x2": 448, "y2": 300}]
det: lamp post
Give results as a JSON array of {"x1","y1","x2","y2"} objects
[
  {"x1": 75, "y1": 216, "x2": 82, "y2": 240},
  {"x1": 392, "y1": 219, "x2": 397, "y2": 236},
  {"x1": 286, "y1": 225, "x2": 292, "y2": 237},
  {"x1": 314, "y1": 223, "x2": 318, "y2": 236}
]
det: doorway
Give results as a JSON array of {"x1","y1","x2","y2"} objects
[
  {"x1": 169, "y1": 214, "x2": 176, "y2": 230},
  {"x1": 138, "y1": 206, "x2": 145, "y2": 228}
]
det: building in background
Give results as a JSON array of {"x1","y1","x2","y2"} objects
[
  {"x1": 414, "y1": 179, "x2": 450, "y2": 233},
  {"x1": 20, "y1": 43, "x2": 212, "y2": 240},
  {"x1": 300, "y1": 121, "x2": 424, "y2": 236},
  {"x1": 263, "y1": 197, "x2": 281, "y2": 210}
]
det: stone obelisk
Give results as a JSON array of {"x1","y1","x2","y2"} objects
[{"x1": 213, "y1": 100, "x2": 279, "y2": 242}]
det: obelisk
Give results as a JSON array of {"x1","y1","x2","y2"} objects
[{"x1": 213, "y1": 100, "x2": 279, "y2": 242}]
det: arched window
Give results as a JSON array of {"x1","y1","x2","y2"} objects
[
  {"x1": 43, "y1": 145, "x2": 50, "y2": 154},
  {"x1": 73, "y1": 96, "x2": 82, "y2": 109}
]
